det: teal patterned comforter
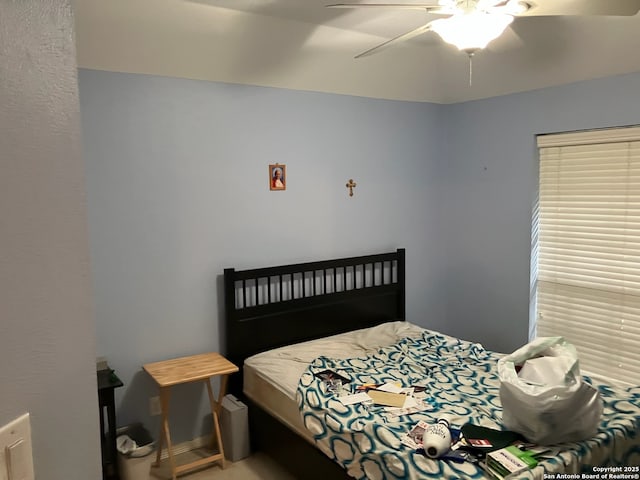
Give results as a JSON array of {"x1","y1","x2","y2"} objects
[{"x1": 296, "y1": 331, "x2": 640, "y2": 479}]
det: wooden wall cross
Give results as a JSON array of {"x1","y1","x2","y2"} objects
[{"x1": 346, "y1": 179, "x2": 357, "y2": 197}]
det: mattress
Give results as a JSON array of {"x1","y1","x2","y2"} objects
[{"x1": 243, "y1": 321, "x2": 426, "y2": 441}]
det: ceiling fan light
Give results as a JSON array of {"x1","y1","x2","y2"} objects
[{"x1": 431, "y1": 12, "x2": 514, "y2": 51}]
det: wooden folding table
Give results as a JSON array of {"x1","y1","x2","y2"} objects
[{"x1": 143, "y1": 352, "x2": 239, "y2": 479}]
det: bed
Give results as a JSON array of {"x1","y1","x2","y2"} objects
[{"x1": 223, "y1": 249, "x2": 640, "y2": 479}]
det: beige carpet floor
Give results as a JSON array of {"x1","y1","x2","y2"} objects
[{"x1": 145, "y1": 450, "x2": 296, "y2": 480}]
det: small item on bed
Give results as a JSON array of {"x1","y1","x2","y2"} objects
[
  {"x1": 509, "y1": 440, "x2": 553, "y2": 458},
  {"x1": 422, "y1": 418, "x2": 453, "y2": 458},
  {"x1": 355, "y1": 383, "x2": 381, "y2": 392},
  {"x1": 314, "y1": 369, "x2": 352, "y2": 395},
  {"x1": 366, "y1": 389, "x2": 407, "y2": 407},
  {"x1": 385, "y1": 394, "x2": 418, "y2": 411},
  {"x1": 411, "y1": 424, "x2": 468, "y2": 463},
  {"x1": 482, "y1": 445, "x2": 538, "y2": 479},
  {"x1": 459, "y1": 424, "x2": 524, "y2": 454},
  {"x1": 467, "y1": 438, "x2": 492, "y2": 448},
  {"x1": 313, "y1": 369, "x2": 351, "y2": 384},
  {"x1": 337, "y1": 392, "x2": 372, "y2": 406},
  {"x1": 401, "y1": 420, "x2": 429, "y2": 449},
  {"x1": 438, "y1": 448, "x2": 478, "y2": 464}
]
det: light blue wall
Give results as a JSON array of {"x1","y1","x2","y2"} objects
[
  {"x1": 78, "y1": 69, "x2": 446, "y2": 442},
  {"x1": 79, "y1": 68, "x2": 640, "y2": 444},
  {"x1": 440, "y1": 71, "x2": 640, "y2": 353}
]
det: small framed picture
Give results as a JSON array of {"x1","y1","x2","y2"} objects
[{"x1": 269, "y1": 164, "x2": 286, "y2": 191}]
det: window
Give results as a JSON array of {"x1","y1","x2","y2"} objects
[{"x1": 534, "y1": 126, "x2": 640, "y2": 386}]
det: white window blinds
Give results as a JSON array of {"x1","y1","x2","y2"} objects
[{"x1": 535, "y1": 126, "x2": 640, "y2": 386}]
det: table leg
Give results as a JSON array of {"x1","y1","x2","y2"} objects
[
  {"x1": 154, "y1": 403, "x2": 164, "y2": 467},
  {"x1": 159, "y1": 387, "x2": 178, "y2": 480},
  {"x1": 217, "y1": 375, "x2": 229, "y2": 417},
  {"x1": 205, "y1": 378, "x2": 226, "y2": 468}
]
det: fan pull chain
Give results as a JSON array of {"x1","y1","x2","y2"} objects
[{"x1": 468, "y1": 52, "x2": 474, "y2": 87}]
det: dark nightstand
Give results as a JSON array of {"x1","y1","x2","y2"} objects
[{"x1": 98, "y1": 369, "x2": 124, "y2": 480}]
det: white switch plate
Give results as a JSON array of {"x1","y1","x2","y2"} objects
[{"x1": 0, "y1": 414, "x2": 34, "y2": 480}]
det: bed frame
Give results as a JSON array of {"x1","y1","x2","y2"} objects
[{"x1": 223, "y1": 248, "x2": 406, "y2": 479}]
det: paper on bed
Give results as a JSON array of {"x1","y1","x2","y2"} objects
[
  {"x1": 386, "y1": 394, "x2": 419, "y2": 411},
  {"x1": 377, "y1": 382, "x2": 403, "y2": 393},
  {"x1": 338, "y1": 392, "x2": 372, "y2": 405},
  {"x1": 367, "y1": 389, "x2": 407, "y2": 407}
]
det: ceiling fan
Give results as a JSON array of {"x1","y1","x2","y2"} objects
[{"x1": 326, "y1": 0, "x2": 640, "y2": 58}]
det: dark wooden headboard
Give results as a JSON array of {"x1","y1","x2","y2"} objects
[{"x1": 223, "y1": 248, "x2": 406, "y2": 394}]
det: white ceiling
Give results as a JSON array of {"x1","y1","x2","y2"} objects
[{"x1": 73, "y1": 0, "x2": 640, "y2": 103}]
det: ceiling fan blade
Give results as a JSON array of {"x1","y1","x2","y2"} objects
[
  {"x1": 485, "y1": 0, "x2": 530, "y2": 15},
  {"x1": 486, "y1": 23, "x2": 525, "y2": 52},
  {"x1": 477, "y1": 0, "x2": 509, "y2": 8},
  {"x1": 355, "y1": 22, "x2": 433, "y2": 58},
  {"x1": 327, "y1": 3, "x2": 446, "y2": 12},
  {"x1": 520, "y1": 0, "x2": 640, "y2": 17}
]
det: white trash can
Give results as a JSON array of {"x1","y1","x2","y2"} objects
[{"x1": 116, "y1": 423, "x2": 155, "y2": 480}]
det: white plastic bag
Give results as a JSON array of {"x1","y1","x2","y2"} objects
[{"x1": 497, "y1": 337, "x2": 602, "y2": 445}]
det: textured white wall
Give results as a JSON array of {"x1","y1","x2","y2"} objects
[{"x1": 0, "y1": 1, "x2": 101, "y2": 479}]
